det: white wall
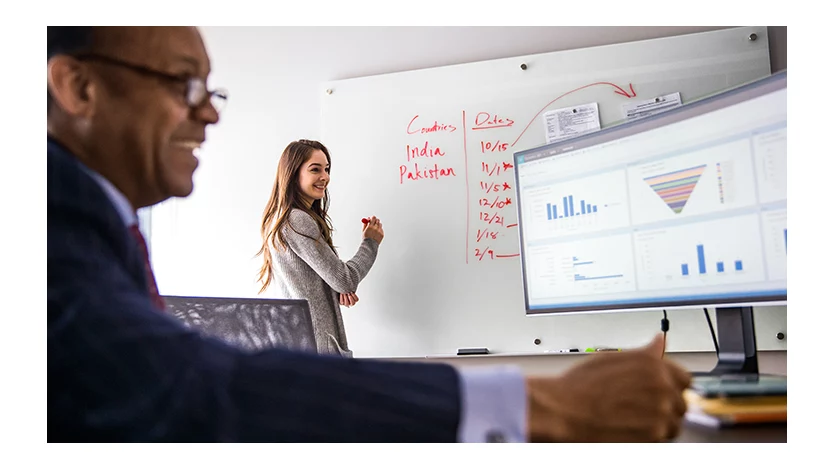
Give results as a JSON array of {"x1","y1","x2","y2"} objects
[
  {"x1": 150, "y1": 26, "x2": 744, "y2": 298},
  {"x1": 147, "y1": 27, "x2": 787, "y2": 359}
]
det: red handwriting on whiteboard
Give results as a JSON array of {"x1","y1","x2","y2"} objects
[
  {"x1": 399, "y1": 163, "x2": 457, "y2": 184},
  {"x1": 469, "y1": 109, "x2": 516, "y2": 261},
  {"x1": 462, "y1": 111, "x2": 517, "y2": 263},
  {"x1": 406, "y1": 142, "x2": 447, "y2": 161},
  {"x1": 480, "y1": 140, "x2": 509, "y2": 153},
  {"x1": 472, "y1": 112, "x2": 515, "y2": 130},
  {"x1": 479, "y1": 181, "x2": 512, "y2": 194},
  {"x1": 481, "y1": 161, "x2": 514, "y2": 176},
  {"x1": 473, "y1": 247, "x2": 518, "y2": 260},
  {"x1": 476, "y1": 229, "x2": 499, "y2": 242},
  {"x1": 479, "y1": 211, "x2": 504, "y2": 226},
  {"x1": 478, "y1": 196, "x2": 512, "y2": 209},
  {"x1": 480, "y1": 181, "x2": 500, "y2": 193},
  {"x1": 474, "y1": 247, "x2": 495, "y2": 261},
  {"x1": 406, "y1": 115, "x2": 457, "y2": 134}
]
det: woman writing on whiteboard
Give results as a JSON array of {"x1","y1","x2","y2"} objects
[{"x1": 257, "y1": 139, "x2": 384, "y2": 357}]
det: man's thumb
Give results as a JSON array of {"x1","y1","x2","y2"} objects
[{"x1": 642, "y1": 332, "x2": 666, "y2": 357}]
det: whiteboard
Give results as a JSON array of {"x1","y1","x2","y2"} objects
[{"x1": 321, "y1": 26, "x2": 783, "y2": 358}]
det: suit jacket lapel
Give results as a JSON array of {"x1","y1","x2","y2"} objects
[{"x1": 47, "y1": 138, "x2": 149, "y2": 293}]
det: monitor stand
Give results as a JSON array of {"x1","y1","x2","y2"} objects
[{"x1": 702, "y1": 306, "x2": 760, "y2": 376}]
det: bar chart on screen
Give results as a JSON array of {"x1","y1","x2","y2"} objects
[
  {"x1": 525, "y1": 233, "x2": 637, "y2": 301},
  {"x1": 632, "y1": 213, "x2": 766, "y2": 290},
  {"x1": 522, "y1": 169, "x2": 630, "y2": 242}
]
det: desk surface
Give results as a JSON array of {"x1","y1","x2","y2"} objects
[{"x1": 676, "y1": 422, "x2": 786, "y2": 443}]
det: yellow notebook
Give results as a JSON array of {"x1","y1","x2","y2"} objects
[{"x1": 685, "y1": 389, "x2": 787, "y2": 415}]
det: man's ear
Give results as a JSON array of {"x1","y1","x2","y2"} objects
[{"x1": 47, "y1": 56, "x2": 97, "y2": 118}]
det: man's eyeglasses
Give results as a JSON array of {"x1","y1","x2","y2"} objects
[{"x1": 74, "y1": 53, "x2": 228, "y2": 113}]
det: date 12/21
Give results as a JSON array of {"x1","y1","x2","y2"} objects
[{"x1": 479, "y1": 211, "x2": 505, "y2": 226}]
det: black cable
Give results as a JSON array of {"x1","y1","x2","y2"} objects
[
  {"x1": 661, "y1": 310, "x2": 669, "y2": 358},
  {"x1": 703, "y1": 308, "x2": 719, "y2": 354}
]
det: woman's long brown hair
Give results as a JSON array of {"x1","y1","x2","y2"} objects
[{"x1": 257, "y1": 139, "x2": 334, "y2": 293}]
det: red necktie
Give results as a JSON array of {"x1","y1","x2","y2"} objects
[{"x1": 128, "y1": 224, "x2": 166, "y2": 311}]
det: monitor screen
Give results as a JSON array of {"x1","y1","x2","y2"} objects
[{"x1": 513, "y1": 72, "x2": 787, "y2": 315}]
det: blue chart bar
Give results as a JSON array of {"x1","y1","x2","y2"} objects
[
  {"x1": 685, "y1": 244, "x2": 744, "y2": 276},
  {"x1": 697, "y1": 245, "x2": 706, "y2": 274},
  {"x1": 546, "y1": 195, "x2": 600, "y2": 221},
  {"x1": 573, "y1": 255, "x2": 619, "y2": 281}
]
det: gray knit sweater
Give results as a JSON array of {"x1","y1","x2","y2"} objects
[{"x1": 271, "y1": 208, "x2": 380, "y2": 357}]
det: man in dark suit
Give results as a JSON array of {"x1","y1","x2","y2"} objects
[{"x1": 47, "y1": 26, "x2": 690, "y2": 442}]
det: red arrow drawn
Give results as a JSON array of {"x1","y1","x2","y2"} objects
[{"x1": 511, "y1": 82, "x2": 637, "y2": 148}]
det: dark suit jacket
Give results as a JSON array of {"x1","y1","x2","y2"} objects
[{"x1": 47, "y1": 138, "x2": 461, "y2": 442}]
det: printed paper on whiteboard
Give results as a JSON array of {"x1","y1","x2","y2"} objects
[
  {"x1": 621, "y1": 92, "x2": 682, "y2": 121},
  {"x1": 543, "y1": 103, "x2": 601, "y2": 144}
]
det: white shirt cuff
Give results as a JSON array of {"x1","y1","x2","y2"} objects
[{"x1": 456, "y1": 365, "x2": 527, "y2": 442}]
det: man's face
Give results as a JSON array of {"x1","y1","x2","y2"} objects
[{"x1": 86, "y1": 27, "x2": 220, "y2": 208}]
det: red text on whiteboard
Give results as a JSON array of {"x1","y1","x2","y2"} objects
[
  {"x1": 407, "y1": 115, "x2": 457, "y2": 135},
  {"x1": 473, "y1": 112, "x2": 515, "y2": 130}
]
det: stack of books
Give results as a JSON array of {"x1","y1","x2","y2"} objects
[{"x1": 684, "y1": 375, "x2": 787, "y2": 427}]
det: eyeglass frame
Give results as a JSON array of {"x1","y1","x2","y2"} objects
[{"x1": 72, "y1": 53, "x2": 228, "y2": 112}]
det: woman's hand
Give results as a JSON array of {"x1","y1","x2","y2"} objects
[
  {"x1": 340, "y1": 292, "x2": 359, "y2": 307},
  {"x1": 362, "y1": 216, "x2": 384, "y2": 244}
]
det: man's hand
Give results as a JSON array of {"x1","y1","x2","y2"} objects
[{"x1": 526, "y1": 333, "x2": 691, "y2": 442}]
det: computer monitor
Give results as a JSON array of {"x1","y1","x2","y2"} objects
[{"x1": 513, "y1": 72, "x2": 786, "y2": 375}]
